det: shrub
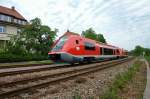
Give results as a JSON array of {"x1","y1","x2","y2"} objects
[{"x1": 0, "y1": 53, "x2": 47, "y2": 63}]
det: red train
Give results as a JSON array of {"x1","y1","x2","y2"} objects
[{"x1": 48, "y1": 31, "x2": 128, "y2": 63}]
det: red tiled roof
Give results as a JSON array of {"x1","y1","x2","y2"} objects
[{"x1": 0, "y1": 6, "x2": 26, "y2": 20}]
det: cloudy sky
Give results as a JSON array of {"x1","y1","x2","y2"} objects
[{"x1": 1, "y1": 0, "x2": 150, "y2": 50}]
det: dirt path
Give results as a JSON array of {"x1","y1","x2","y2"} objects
[
  {"x1": 118, "y1": 60, "x2": 147, "y2": 99},
  {"x1": 143, "y1": 59, "x2": 150, "y2": 99}
]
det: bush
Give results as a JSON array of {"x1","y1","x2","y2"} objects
[{"x1": 0, "y1": 53, "x2": 47, "y2": 63}]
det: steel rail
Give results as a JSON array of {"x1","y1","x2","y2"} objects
[
  {"x1": 0, "y1": 62, "x2": 54, "y2": 69},
  {"x1": 0, "y1": 64, "x2": 70, "y2": 77},
  {"x1": 0, "y1": 58, "x2": 131, "y2": 87},
  {"x1": 0, "y1": 58, "x2": 119, "y2": 77}
]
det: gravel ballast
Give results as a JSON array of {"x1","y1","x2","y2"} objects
[{"x1": 22, "y1": 59, "x2": 137, "y2": 99}]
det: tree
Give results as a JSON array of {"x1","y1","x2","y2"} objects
[
  {"x1": 6, "y1": 17, "x2": 57, "y2": 56},
  {"x1": 134, "y1": 45, "x2": 144, "y2": 56},
  {"x1": 96, "y1": 34, "x2": 106, "y2": 43},
  {"x1": 82, "y1": 28, "x2": 97, "y2": 40},
  {"x1": 144, "y1": 48, "x2": 150, "y2": 56},
  {"x1": 82, "y1": 28, "x2": 106, "y2": 43},
  {"x1": 130, "y1": 45, "x2": 150, "y2": 56}
]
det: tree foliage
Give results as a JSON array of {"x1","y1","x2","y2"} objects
[
  {"x1": 130, "y1": 45, "x2": 150, "y2": 56},
  {"x1": 6, "y1": 17, "x2": 57, "y2": 56},
  {"x1": 81, "y1": 28, "x2": 106, "y2": 43}
]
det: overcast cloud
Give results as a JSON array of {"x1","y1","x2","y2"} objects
[{"x1": 1, "y1": 0, "x2": 150, "y2": 50}]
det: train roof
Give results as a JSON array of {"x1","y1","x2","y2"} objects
[
  {"x1": 60, "y1": 31, "x2": 79, "y2": 38},
  {"x1": 59, "y1": 31, "x2": 125, "y2": 50},
  {"x1": 69, "y1": 34, "x2": 118, "y2": 49}
]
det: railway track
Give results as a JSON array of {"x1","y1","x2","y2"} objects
[
  {"x1": 0, "y1": 62, "x2": 54, "y2": 69},
  {"x1": 0, "y1": 59, "x2": 110, "y2": 77},
  {"x1": 0, "y1": 63, "x2": 70, "y2": 77},
  {"x1": 0, "y1": 57, "x2": 133, "y2": 98}
]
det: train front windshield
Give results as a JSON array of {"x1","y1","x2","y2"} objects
[{"x1": 52, "y1": 36, "x2": 68, "y2": 51}]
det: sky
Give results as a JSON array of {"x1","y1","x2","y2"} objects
[{"x1": 0, "y1": 0, "x2": 150, "y2": 50}]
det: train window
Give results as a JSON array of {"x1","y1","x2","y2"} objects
[
  {"x1": 84, "y1": 42, "x2": 95, "y2": 50},
  {"x1": 116, "y1": 49, "x2": 119, "y2": 53},
  {"x1": 76, "y1": 40, "x2": 79, "y2": 44},
  {"x1": 52, "y1": 36, "x2": 68, "y2": 51},
  {"x1": 113, "y1": 50, "x2": 115, "y2": 55},
  {"x1": 103, "y1": 48, "x2": 113, "y2": 55}
]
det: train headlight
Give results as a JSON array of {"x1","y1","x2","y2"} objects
[{"x1": 76, "y1": 46, "x2": 80, "y2": 51}]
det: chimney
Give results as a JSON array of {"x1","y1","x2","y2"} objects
[{"x1": 11, "y1": 6, "x2": 15, "y2": 10}]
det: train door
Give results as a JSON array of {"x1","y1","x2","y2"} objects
[{"x1": 100, "y1": 47, "x2": 103, "y2": 55}]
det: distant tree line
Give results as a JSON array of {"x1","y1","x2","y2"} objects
[{"x1": 130, "y1": 45, "x2": 150, "y2": 56}]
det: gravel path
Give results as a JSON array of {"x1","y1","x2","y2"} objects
[
  {"x1": 118, "y1": 60, "x2": 146, "y2": 99},
  {"x1": 143, "y1": 59, "x2": 150, "y2": 99}
]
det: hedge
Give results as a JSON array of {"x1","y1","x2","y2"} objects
[{"x1": 0, "y1": 53, "x2": 48, "y2": 63}]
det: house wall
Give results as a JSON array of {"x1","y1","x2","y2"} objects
[
  {"x1": 0, "y1": 40, "x2": 6, "y2": 48},
  {"x1": 0, "y1": 6, "x2": 27, "y2": 49},
  {"x1": 0, "y1": 25, "x2": 18, "y2": 48},
  {"x1": 0, "y1": 25, "x2": 18, "y2": 41},
  {"x1": 6, "y1": 25, "x2": 18, "y2": 35}
]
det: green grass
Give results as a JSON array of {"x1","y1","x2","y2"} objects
[
  {"x1": 145, "y1": 56, "x2": 150, "y2": 61},
  {"x1": 28, "y1": 60, "x2": 52, "y2": 64},
  {"x1": 101, "y1": 61, "x2": 141, "y2": 99}
]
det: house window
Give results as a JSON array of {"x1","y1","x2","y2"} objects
[
  {"x1": 21, "y1": 21, "x2": 25, "y2": 25},
  {"x1": 0, "y1": 14, "x2": 11, "y2": 22},
  {"x1": 22, "y1": 21, "x2": 26, "y2": 25},
  {"x1": 18, "y1": 20, "x2": 21, "y2": 24},
  {"x1": 0, "y1": 14, "x2": 5, "y2": 21},
  {"x1": 0, "y1": 26, "x2": 6, "y2": 33},
  {"x1": 0, "y1": 14, "x2": 2, "y2": 20},
  {"x1": 14, "y1": 19, "x2": 18, "y2": 23},
  {"x1": 6, "y1": 16, "x2": 11, "y2": 22}
]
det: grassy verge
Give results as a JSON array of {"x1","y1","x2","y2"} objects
[
  {"x1": 101, "y1": 61, "x2": 142, "y2": 99},
  {"x1": 27, "y1": 60, "x2": 52, "y2": 64},
  {"x1": 145, "y1": 56, "x2": 150, "y2": 61}
]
